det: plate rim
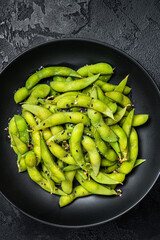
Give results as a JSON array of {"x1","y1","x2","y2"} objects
[{"x1": 0, "y1": 37, "x2": 160, "y2": 228}]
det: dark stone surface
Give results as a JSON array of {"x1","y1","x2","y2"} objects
[{"x1": 0, "y1": 0, "x2": 160, "y2": 239}]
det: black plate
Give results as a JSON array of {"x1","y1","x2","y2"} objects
[{"x1": 0, "y1": 39, "x2": 160, "y2": 228}]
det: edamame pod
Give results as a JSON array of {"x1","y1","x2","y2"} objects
[
  {"x1": 50, "y1": 74, "x2": 100, "y2": 92},
  {"x1": 26, "y1": 66, "x2": 81, "y2": 89},
  {"x1": 35, "y1": 112, "x2": 90, "y2": 131},
  {"x1": 77, "y1": 63, "x2": 113, "y2": 77}
]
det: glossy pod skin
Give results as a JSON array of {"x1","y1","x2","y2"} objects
[
  {"x1": 14, "y1": 87, "x2": 30, "y2": 103},
  {"x1": 59, "y1": 185, "x2": 91, "y2": 207},
  {"x1": 57, "y1": 95, "x2": 114, "y2": 119},
  {"x1": 34, "y1": 112, "x2": 90, "y2": 131},
  {"x1": 26, "y1": 84, "x2": 50, "y2": 104},
  {"x1": 105, "y1": 91, "x2": 131, "y2": 107},
  {"x1": 50, "y1": 74, "x2": 100, "y2": 92},
  {"x1": 119, "y1": 128, "x2": 138, "y2": 174},
  {"x1": 40, "y1": 137, "x2": 65, "y2": 181},
  {"x1": 76, "y1": 171, "x2": 117, "y2": 196},
  {"x1": 70, "y1": 123, "x2": 90, "y2": 172},
  {"x1": 82, "y1": 135, "x2": 101, "y2": 176},
  {"x1": 94, "y1": 131, "x2": 118, "y2": 162},
  {"x1": 77, "y1": 63, "x2": 113, "y2": 77},
  {"x1": 25, "y1": 66, "x2": 81, "y2": 89},
  {"x1": 22, "y1": 104, "x2": 52, "y2": 120},
  {"x1": 61, "y1": 170, "x2": 76, "y2": 194}
]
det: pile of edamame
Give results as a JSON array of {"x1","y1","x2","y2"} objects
[{"x1": 8, "y1": 63, "x2": 149, "y2": 207}]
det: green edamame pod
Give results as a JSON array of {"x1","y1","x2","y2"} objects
[
  {"x1": 63, "y1": 165, "x2": 80, "y2": 171},
  {"x1": 104, "y1": 163, "x2": 119, "y2": 173},
  {"x1": 132, "y1": 114, "x2": 149, "y2": 127},
  {"x1": 40, "y1": 137, "x2": 65, "y2": 181},
  {"x1": 48, "y1": 141, "x2": 76, "y2": 165},
  {"x1": 47, "y1": 129, "x2": 72, "y2": 143},
  {"x1": 14, "y1": 115, "x2": 29, "y2": 145},
  {"x1": 82, "y1": 135, "x2": 101, "y2": 176},
  {"x1": 90, "y1": 171, "x2": 121, "y2": 185},
  {"x1": 26, "y1": 84, "x2": 50, "y2": 104},
  {"x1": 105, "y1": 106, "x2": 127, "y2": 126},
  {"x1": 22, "y1": 104, "x2": 52, "y2": 120},
  {"x1": 96, "y1": 80, "x2": 131, "y2": 95},
  {"x1": 14, "y1": 87, "x2": 30, "y2": 103},
  {"x1": 105, "y1": 91, "x2": 131, "y2": 107},
  {"x1": 50, "y1": 74, "x2": 100, "y2": 92},
  {"x1": 26, "y1": 66, "x2": 81, "y2": 89},
  {"x1": 12, "y1": 134, "x2": 28, "y2": 154},
  {"x1": 119, "y1": 128, "x2": 138, "y2": 174},
  {"x1": 134, "y1": 159, "x2": 146, "y2": 168},
  {"x1": 76, "y1": 171, "x2": 117, "y2": 196},
  {"x1": 77, "y1": 63, "x2": 113, "y2": 77},
  {"x1": 114, "y1": 75, "x2": 130, "y2": 94},
  {"x1": 61, "y1": 170, "x2": 76, "y2": 194},
  {"x1": 57, "y1": 95, "x2": 114, "y2": 119},
  {"x1": 59, "y1": 185, "x2": 91, "y2": 207},
  {"x1": 96, "y1": 85, "x2": 117, "y2": 113},
  {"x1": 99, "y1": 75, "x2": 112, "y2": 82},
  {"x1": 95, "y1": 131, "x2": 118, "y2": 161},
  {"x1": 42, "y1": 164, "x2": 61, "y2": 184},
  {"x1": 122, "y1": 109, "x2": 134, "y2": 137},
  {"x1": 101, "y1": 159, "x2": 117, "y2": 167},
  {"x1": 17, "y1": 153, "x2": 27, "y2": 172},
  {"x1": 110, "y1": 142, "x2": 122, "y2": 159},
  {"x1": 111, "y1": 124, "x2": 128, "y2": 153},
  {"x1": 35, "y1": 112, "x2": 90, "y2": 131},
  {"x1": 70, "y1": 123, "x2": 90, "y2": 172}
]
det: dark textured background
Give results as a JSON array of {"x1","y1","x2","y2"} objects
[{"x1": 0, "y1": 0, "x2": 160, "y2": 239}]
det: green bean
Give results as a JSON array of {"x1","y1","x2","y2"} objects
[
  {"x1": 40, "y1": 136, "x2": 65, "y2": 181},
  {"x1": 50, "y1": 74, "x2": 100, "y2": 92},
  {"x1": 82, "y1": 135, "x2": 101, "y2": 176},
  {"x1": 134, "y1": 159, "x2": 146, "y2": 168},
  {"x1": 70, "y1": 123, "x2": 90, "y2": 172},
  {"x1": 14, "y1": 87, "x2": 30, "y2": 103},
  {"x1": 59, "y1": 185, "x2": 91, "y2": 207},
  {"x1": 105, "y1": 106, "x2": 127, "y2": 126},
  {"x1": 77, "y1": 63, "x2": 113, "y2": 77},
  {"x1": 22, "y1": 104, "x2": 52, "y2": 120},
  {"x1": 25, "y1": 66, "x2": 81, "y2": 89},
  {"x1": 35, "y1": 112, "x2": 90, "y2": 131},
  {"x1": 57, "y1": 95, "x2": 114, "y2": 119},
  {"x1": 61, "y1": 170, "x2": 76, "y2": 194},
  {"x1": 95, "y1": 131, "x2": 118, "y2": 161},
  {"x1": 105, "y1": 91, "x2": 131, "y2": 107},
  {"x1": 76, "y1": 171, "x2": 117, "y2": 196}
]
